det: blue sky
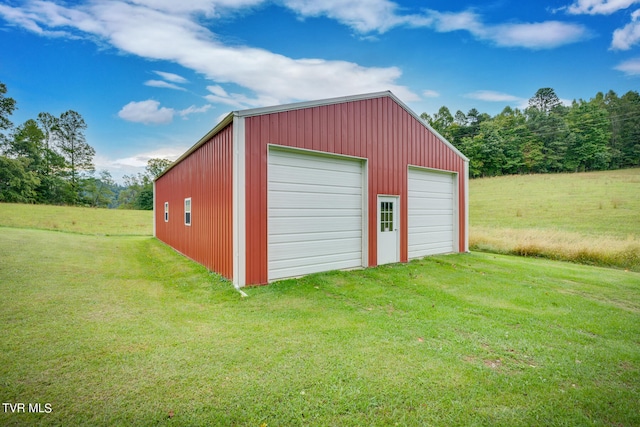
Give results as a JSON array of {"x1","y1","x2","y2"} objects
[{"x1": 1, "y1": 0, "x2": 639, "y2": 182}]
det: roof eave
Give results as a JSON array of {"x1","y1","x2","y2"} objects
[{"x1": 155, "y1": 111, "x2": 236, "y2": 181}]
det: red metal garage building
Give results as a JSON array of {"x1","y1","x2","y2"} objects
[{"x1": 154, "y1": 91, "x2": 469, "y2": 287}]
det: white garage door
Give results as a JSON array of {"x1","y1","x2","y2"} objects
[
  {"x1": 268, "y1": 148, "x2": 364, "y2": 281},
  {"x1": 408, "y1": 168, "x2": 457, "y2": 258}
]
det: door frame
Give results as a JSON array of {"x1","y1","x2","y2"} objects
[
  {"x1": 407, "y1": 165, "x2": 459, "y2": 258},
  {"x1": 377, "y1": 194, "x2": 400, "y2": 265},
  {"x1": 266, "y1": 145, "x2": 368, "y2": 281}
]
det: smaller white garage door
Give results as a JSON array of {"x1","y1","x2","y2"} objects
[
  {"x1": 408, "y1": 168, "x2": 457, "y2": 258},
  {"x1": 268, "y1": 148, "x2": 365, "y2": 281}
]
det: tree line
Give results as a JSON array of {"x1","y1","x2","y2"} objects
[
  {"x1": 421, "y1": 88, "x2": 640, "y2": 178},
  {"x1": 0, "y1": 82, "x2": 170, "y2": 209}
]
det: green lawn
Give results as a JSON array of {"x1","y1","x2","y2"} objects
[
  {"x1": 0, "y1": 203, "x2": 152, "y2": 235},
  {"x1": 469, "y1": 168, "x2": 640, "y2": 270},
  {"x1": 1, "y1": 213, "x2": 639, "y2": 425}
]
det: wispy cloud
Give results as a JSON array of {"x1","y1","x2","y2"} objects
[
  {"x1": 125, "y1": 0, "x2": 264, "y2": 16},
  {"x1": 282, "y1": 0, "x2": 427, "y2": 33},
  {"x1": 0, "y1": 0, "x2": 591, "y2": 117},
  {"x1": 614, "y1": 56, "x2": 640, "y2": 75},
  {"x1": 178, "y1": 104, "x2": 212, "y2": 117},
  {"x1": 557, "y1": 1, "x2": 640, "y2": 51},
  {"x1": 118, "y1": 99, "x2": 212, "y2": 124},
  {"x1": 422, "y1": 90, "x2": 440, "y2": 98},
  {"x1": 96, "y1": 147, "x2": 185, "y2": 181},
  {"x1": 561, "y1": 0, "x2": 640, "y2": 15},
  {"x1": 144, "y1": 80, "x2": 187, "y2": 90},
  {"x1": 153, "y1": 70, "x2": 188, "y2": 84},
  {"x1": 422, "y1": 10, "x2": 590, "y2": 49},
  {"x1": 611, "y1": 9, "x2": 640, "y2": 49},
  {"x1": 0, "y1": 0, "x2": 418, "y2": 108},
  {"x1": 487, "y1": 21, "x2": 590, "y2": 49},
  {"x1": 465, "y1": 90, "x2": 523, "y2": 102},
  {"x1": 283, "y1": 1, "x2": 590, "y2": 49}
]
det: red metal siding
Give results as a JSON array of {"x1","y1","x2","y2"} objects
[
  {"x1": 155, "y1": 124, "x2": 234, "y2": 280},
  {"x1": 244, "y1": 95, "x2": 467, "y2": 285}
]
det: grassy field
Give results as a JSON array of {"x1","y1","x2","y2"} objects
[
  {"x1": 1, "y1": 202, "x2": 639, "y2": 426},
  {"x1": 0, "y1": 203, "x2": 152, "y2": 235},
  {"x1": 469, "y1": 168, "x2": 640, "y2": 271}
]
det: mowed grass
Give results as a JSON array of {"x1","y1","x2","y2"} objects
[
  {"x1": 0, "y1": 203, "x2": 153, "y2": 235},
  {"x1": 1, "y1": 204, "x2": 639, "y2": 426},
  {"x1": 470, "y1": 168, "x2": 640, "y2": 271}
]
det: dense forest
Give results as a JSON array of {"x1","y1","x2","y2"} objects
[
  {"x1": 0, "y1": 82, "x2": 170, "y2": 208},
  {"x1": 421, "y1": 88, "x2": 640, "y2": 178}
]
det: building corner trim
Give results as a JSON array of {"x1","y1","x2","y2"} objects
[
  {"x1": 464, "y1": 160, "x2": 470, "y2": 252},
  {"x1": 152, "y1": 180, "x2": 156, "y2": 238},
  {"x1": 232, "y1": 115, "x2": 247, "y2": 288}
]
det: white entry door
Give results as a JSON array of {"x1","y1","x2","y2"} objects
[{"x1": 377, "y1": 196, "x2": 400, "y2": 265}]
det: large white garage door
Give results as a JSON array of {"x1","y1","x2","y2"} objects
[
  {"x1": 268, "y1": 148, "x2": 364, "y2": 281},
  {"x1": 408, "y1": 168, "x2": 457, "y2": 258}
]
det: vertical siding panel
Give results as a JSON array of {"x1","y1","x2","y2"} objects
[
  {"x1": 261, "y1": 116, "x2": 270, "y2": 283},
  {"x1": 245, "y1": 117, "x2": 266, "y2": 284},
  {"x1": 320, "y1": 105, "x2": 335, "y2": 153},
  {"x1": 378, "y1": 98, "x2": 386, "y2": 194},
  {"x1": 299, "y1": 109, "x2": 306, "y2": 148},
  {"x1": 353, "y1": 101, "x2": 361, "y2": 157},
  {"x1": 154, "y1": 123, "x2": 233, "y2": 280},
  {"x1": 272, "y1": 113, "x2": 279, "y2": 144},
  {"x1": 304, "y1": 108, "x2": 313, "y2": 149},
  {"x1": 391, "y1": 100, "x2": 398, "y2": 195},
  {"x1": 400, "y1": 103, "x2": 408, "y2": 262},
  {"x1": 294, "y1": 111, "x2": 301, "y2": 147},
  {"x1": 369, "y1": 98, "x2": 378, "y2": 265},
  {"x1": 338, "y1": 102, "x2": 346, "y2": 154},
  {"x1": 246, "y1": 119, "x2": 257, "y2": 283},
  {"x1": 280, "y1": 110, "x2": 288, "y2": 146}
]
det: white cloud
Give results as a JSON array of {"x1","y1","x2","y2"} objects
[
  {"x1": 0, "y1": 0, "x2": 590, "y2": 121},
  {"x1": 282, "y1": 2, "x2": 589, "y2": 49},
  {"x1": 422, "y1": 90, "x2": 440, "y2": 98},
  {"x1": 489, "y1": 21, "x2": 590, "y2": 49},
  {"x1": 614, "y1": 56, "x2": 640, "y2": 75},
  {"x1": 207, "y1": 84, "x2": 229, "y2": 98},
  {"x1": 282, "y1": 0, "x2": 447, "y2": 34},
  {"x1": 95, "y1": 148, "x2": 185, "y2": 182},
  {"x1": 421, "y1": 10, "x2": 589, "y2": 49},
  {"x1": 563, "y1": 0, "x2": 640, "y2": 14},
  {"x1": 425, "y1": 10, "x2": 484, "y2": 34},
  {"x1": 144, "y1": 80, "x2": 187, "y2": 90},
  {"x1": 117, "y1": 100, "x2": 210, "y2": 124},
  {"x1": 127, "y1": 0, "x2": 264, "y2": 16},
  {"x1": 153, "y1": 70, "x2": 188, "y2": 83},
  {"x1": 118, "y1": 100, "x2": 175, "y2": 124},
  {"x1": 178, "y1": 104, "x2": 212, "y2": 117},
  {"x1": 0, "y1": 0, "x2": 418, "y2": 107},
  {"x1": 465, "y1": 90, "x2": 523, "y2": 102},
  {"x1": 611, "y1": 9, "x2": 640, "y2": 49},
  {"x1": 283, "y1": 0, "x2": 406, "y2": 33}
]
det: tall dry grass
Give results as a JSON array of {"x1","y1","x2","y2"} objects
[{"x1": 470, "y1": 226, "x2": 640, "y2": 271}]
